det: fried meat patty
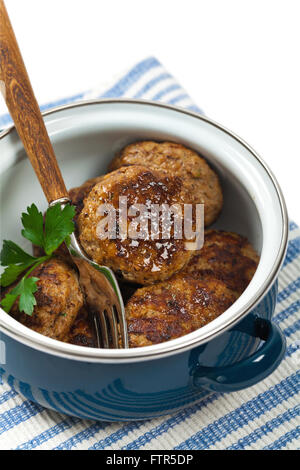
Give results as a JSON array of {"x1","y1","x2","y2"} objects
[
  {"x1": 78, "y1": 165, "x2": 195, "y2": 284},
  {"x1": 109, "y1": 141, "x2": 223, "y2": 226},
  {"x1": 65, "y1": 307, "x2": 97, "y2": 347},
  {"x1": 69, "y1": 175, "x2": 104, "y2": 221},
  {"x1": 180, "y1": 230, "x2": 259, "y2": 296},
  {"x1": 126, "y1": 276, "x2": 237, "y2": 347},
  {"x1": 8, "y1": 258, "x2": 84, "y2": 342}
]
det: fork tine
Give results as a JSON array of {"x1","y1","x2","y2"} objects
[
  {"x1": 106, "y1": 306, "x2": 119, "y2": 349},
  {"x1": 69, "y1": 252, "x2": 128, "y2": 349},
  {"x1": 114, "y1": 303, "x2": 129, "y2": 348},
  {"x1": 98, "y1": 310, "x2": 110, "y2": 348},
  {"x1": 93, "y1": 315, "x2": 101, "y2": 348}
]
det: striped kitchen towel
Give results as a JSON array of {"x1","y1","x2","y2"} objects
[{"x1": 0, "y1": 57, "x2": 299, "y2": 450}]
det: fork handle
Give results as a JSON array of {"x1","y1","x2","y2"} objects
[{"x1": 0, "y1": 0, "x2": 68, "y2": 203}]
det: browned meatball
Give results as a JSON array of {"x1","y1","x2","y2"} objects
[
  {"x1": 78, "y1": 165, "x2": 195, "y2": 285},
  {"x1": 126, "y1": 276, "x2": 237, "y2": 347},
  {"x1": 8, "y1": 258, "x2": 84, "y2": 342},
  {"x1": 109, "y1": 141, "x2": 223, "y2": 226},
  {"x1": 69, "y1": 175, "x2": 104, "y2": 221},
  {"x1": 65, "y1": 307, "x2": 97, "y2": 348},
  {"x1": 180, "y1": 230, "x2": 259, "y2": 296}
]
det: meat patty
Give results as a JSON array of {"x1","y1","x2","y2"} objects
[
  {"x1": 8, "y1": 258, "x2": 84, "y2": 342},
  {"x1": 78, "y1": 165, "x2": 195, "y2": 284},
  {"x1": 126, "y1": 276, "x2": 237, "y2": 347},
  {"x1": 109, "y1": 141, "x2": 223, "y2": 226},
  {"x1": 179, "y1": 230, "x2": 259, "y2": 296},
  {"x1": 65, "y1": 307, "x2": 97, "y2": 347},
  {"x1": 69, "y1": 175, "x2": 104, "y2": 221}
]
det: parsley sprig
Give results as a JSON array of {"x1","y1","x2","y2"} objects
[{"x1": 0, "y1": 203, "x2": 75, "y2": 316}]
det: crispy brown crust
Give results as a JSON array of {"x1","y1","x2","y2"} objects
[
  {"x1": 65, "y1": 306, "x2": 97, "y2": 347},
  {"x1": 69, "y1": 175, "x2": 104, "y2": 222},
  {"x1": 126, "y1": 276, "x2": 237, "y2": 347},
  {"x1": 179, "y1": 230, "x2": 259, "y2": 296},
  {"x1": 109, "y1": 141, "x2": 223, "y2": 226},
  {"x1": 8, "y1": 258, "x2": 84, "y2": 342},
  {"x1": 78, "y1": 165, "x2": 195, "y2": 284}
]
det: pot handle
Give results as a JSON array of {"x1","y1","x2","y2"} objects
[{"x1": 193, "y1": 318, "x2": 286, "y2": 392}]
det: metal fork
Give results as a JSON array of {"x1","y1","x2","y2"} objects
[
  {"x1": 0, "y1": 0, "x2": 128, "y2": 348},
  {"x1": 64, "y1": 217, "x2": 128, "y2": 349}
]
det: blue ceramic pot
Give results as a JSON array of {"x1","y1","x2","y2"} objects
[
  {"x1": 0, "y1": 101, "x2": 288, "y2": 421},
  {"x1": 0, "y1": 282, "x2": 285, "y2": 421}
]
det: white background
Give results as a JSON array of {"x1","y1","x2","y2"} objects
[{"x1": 1, "y1": 0, "x2": 299, "y2": 221}]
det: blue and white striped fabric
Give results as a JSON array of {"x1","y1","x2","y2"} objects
[{"x1": 0, "y1": 57, "x2": 299, "y2": 450}]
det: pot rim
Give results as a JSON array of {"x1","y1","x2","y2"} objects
[{"x1": 0, "y1": 98, "x2": 289, "y2": 363}]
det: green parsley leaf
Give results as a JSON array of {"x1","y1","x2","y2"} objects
[
  {"x1": 1, "y1": 293, "x2": 19, "y2": 312},
  {"x1": 0, "y1": 240, "x2": 36, "y2": 266},
  {"x1": 1, "y1": 276, "x2": 39, "y2": 315},
  {"x1": 21, "y1": 204, "x2": 44, "y2": 248},
  {"x1": 0, "y1": 260, "x2": 36, "y2": 287},
  {"x1": 65, "y1": 234, "x2": 71, "y2": 247},
  {"x1": 18, "y1": 277, "x2": 39, "y2": 315},
  {"x1": 0, "y1": 202, "x2": 75, "y2": 316},
  {"x1": 44, "y1": 203, "x2": 75, "y2": 255}
]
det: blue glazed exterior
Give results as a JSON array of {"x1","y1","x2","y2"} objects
[{"x1": 0, "y1": 281, "x2": 286, "y2": 422}]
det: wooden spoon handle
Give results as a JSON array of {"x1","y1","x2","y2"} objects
[{"x1": 0, "y1": 0, "x2": 68, "y2": 203}]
